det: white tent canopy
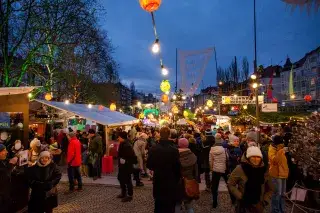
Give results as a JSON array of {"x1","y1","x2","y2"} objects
[{"x1": 33, "y1": 99, "x2": 139, "y2": 127}]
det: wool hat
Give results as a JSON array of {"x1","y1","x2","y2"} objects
[
  {"x1": 69, "y1": 131, "x2": 76, "y2": 138},
  {"x1": 39, "y1": 151, "x2": 51, "y2": 159},
  {"x1": 30, "y1": 138, "x2": 41, "y2": 148},
  {"x1": 0, "y1": 144, "x2": 6, "y2": 152},
  {"x1": 246, "y1": 146, "x2": 263, "y2": 159},
  {"x1": 139, "y1": 133, "x2": 148, "y2": 140},
  {"x1": 273, "y1": 135, "x2": 284, "y2": 145},
  {"x1": 205, "y1": 129, "x2": 212, "y2": 136},
  {"x1": 230, "y1": 136, "x2": 240, "y2": 144},
  {"x1": 118, "y1": 131, "x2": 128, "y2": 139},
  {"x1": 178, "y1": 138, "x2": 189, "y2": 148}
]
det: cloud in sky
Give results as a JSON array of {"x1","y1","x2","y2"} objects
[{"x1": 100, "y1": 0, "x2": 320, "y2": 93}]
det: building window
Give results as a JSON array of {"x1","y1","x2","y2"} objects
[
  {"x1": 302, "y1": 81, "x2": 306, "y2": 88},
  {"x1": 293, "y1": 72, "x2": 296, "y2": 78},
  {"x1": 301, "y1": 70, "x2": 304, "y2": 76},
  {"x1": 310, "y1": 56, "x2": 317, "y2": 63}
]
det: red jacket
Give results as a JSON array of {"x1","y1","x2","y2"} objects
[{"x1": 67, "y1": 136, "x2": 82, "y2": 167}]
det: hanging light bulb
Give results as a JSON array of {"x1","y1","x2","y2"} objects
[
  {"x1": 252, "y1": 83, "x2": 258, "y2": 89},
  {"x1": 251, "y1": 74, "x2": 257, "y2": 80},
  {"x1": 88, "y1": 104, "x2": 92, "y2": 108},
  {"x1": 191, "y1": 97, "x2": 194, "y2": 102},
  {"x1": 64, "y1": 100, "x2": 70, "y2": 105},
  {"x1": 172, "y1": 95, "x2": 177, "y2": 100},
  {"x1": 182, "y1": 95, "x2": 186, "y2": 100},
  {"x1": 161, "y1": 65, "x2": 168, "y2": 76},
  {"x1": 151, "y1": 39, "x2": 160, "y2": 54},
  {"x1": 165, "y1": 91, "x2": 169, "y2": 95},
  {"x1": 205, "y1": 106, "x2": 209, "y2": 110},
  {"x1": 28, "y1": 93, "x2": 32, "y2": 98},
  {"x1": 243, "y1": 105, "x2": 248, "y2": 110}
]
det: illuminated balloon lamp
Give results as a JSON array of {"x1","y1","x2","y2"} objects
[
  {"x1": 304, "y1": 95, "x2": 312, "y2": 102},
  {"x1": 160, "y1": 80, "x2": 171, "y2": 93},
  {"x1": 206, "y1": 100, "x2": 213, "y2": 108},
  {"x1": 45, "y1": 93, "x2": 52, "y2": 101},
  {"x1": 139, "y1": 0, "x2": 162, "y2": 12},
  {"x1": 110, "y1": 103, "x2": 116, "y2": 111}
]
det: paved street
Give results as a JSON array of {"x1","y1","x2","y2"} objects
[{"x1": 55, "y1": 184, "x2": 234, "y2": 213}]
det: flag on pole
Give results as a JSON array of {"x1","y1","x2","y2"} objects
[{"x1": 289, "y1": 65, "x2": 294, "y2": 96}]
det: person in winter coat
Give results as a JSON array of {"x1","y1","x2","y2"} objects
[
  {"x1": 268, "y1": 135, "x2": 289, "y2": 213},
  {"x1": 66, "y1": 131, "x2": 82, "y2": 192},
  {"x1": 147, "y1": 127, "x2": 181, "y2": 213},
  {"x1": 88, "y1": 129, "x2": 103, "y2": 180},
  {"x1": 202, "y1": 129, "x2": 215, "y2": 191},
  {"x1": 28, "y1": 138, "x2": 42, "y2": 166},
  {"x1": 27, "y1": 151, "x2": 62, "y2": 213},
  {"x1": 175, "y1": 138, "x2": 198, "y2": 213},
  {"x1": 209, "y1": 133, "x2": 228, "y2": 208},
  {"x1": 227, "y1": 136, "x2": 242, "y2": 174},
  {"x1": 228, "y1": 146, "x2": 274, "y2": 213},
  {"x1": 0, "y1": 144, "x2": 18, "y2": 213},
  {"x1": 133, "y1": 132, "x2": 148, "y2": 186},
  {"x1": 117, "y1": 131, "x2": 137, "y2": 202}
]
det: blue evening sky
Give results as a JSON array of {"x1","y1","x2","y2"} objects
[{"x1": 99, "y1": 0, "x2": 320, "y2": 93}]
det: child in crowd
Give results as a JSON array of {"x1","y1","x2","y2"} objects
[{"x1": 81, "y1": 144, "x2": 89, "y2": 177}]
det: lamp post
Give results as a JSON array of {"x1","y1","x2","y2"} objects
[{"x1": 253, "y1": 0, "x2": 260, "y2": 143}]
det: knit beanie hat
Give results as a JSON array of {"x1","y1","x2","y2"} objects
[
  {"x1": 205, "y1": 129, "x2": 213, "y2": 136},
  {"x1": 39, "y1": 151, "x2": 51, "y2": 159},
  {"x1": 246, "y1": 146, "x2": 263, "y2": 158},
  {"x1": 30, "y1": 138, "x2": 41, "y2": 148},
  {"x1": 178, "y1": 138, "x2": 189, "y2": 148},
  {"x1": 139, "y1": 133, "x2": 148, "y2": 140},
  {"x1": 273, "y1": 135, "x2": 284, "y2": 145},
  {"x1": 0, "y1": 144, "x2": 6, "y2": 152}
]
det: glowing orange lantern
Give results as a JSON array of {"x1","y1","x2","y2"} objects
[
  {"x1": 161, "y1": 94, "x2": 169, "y2": 103},
  {"x1": 304, "y1": 95, "x2": 312, "y2": 102},
  {"x1": 171, "y1": 105, "x2": 179, "y2": 114},
  {"x1": 98, "y1": 105, "x2": 104, "y2": 111},
  {"x1": 139, "y1": 0, "x2": 162, "y2": 12},
  {"x1": 45, "y1": 93, "x2": 52, "y2": 101},
  {"x1": 110, "y1": 103, "x2": 116, "y2": 111}
]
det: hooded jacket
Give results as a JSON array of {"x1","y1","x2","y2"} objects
[
  {"x1": 179, "y1": 149, "x2": 198, "y2": 180},
  {"x1": 209, "y1": 145, "x2": 227, "y2": 173},
  {"x1": 268, "y1": 144, "x2": 289, "y2": 179}
]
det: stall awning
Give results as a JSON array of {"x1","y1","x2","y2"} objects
[
  {"x1": 0, "y1": 87, "x2": 38, "y2": 96},
  {"x1": 33, "y1": 100, "x2": 139, "y2": 127}
]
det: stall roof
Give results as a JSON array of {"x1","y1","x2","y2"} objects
[
  {"x1": 33, "y1": 99, "x2": 139, "y2": 127},
  {"x1": 0, "y1": 87, "x2": 38, "y2": 96}
]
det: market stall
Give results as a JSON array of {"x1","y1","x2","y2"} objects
[{"x1": 30, "y1": 99, "x2": 139, "y2": 154}]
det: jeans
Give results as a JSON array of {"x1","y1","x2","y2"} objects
[
  {"x1": 67, "y1": 166, "x2": 83, "y2": 190},
  {"x1": 205, "y1": 171, "x2": 211, "y2": 188},
  {"x1": 154, "y1": 199, "x2": 176, "y2": 213},
  {"x1": 175, "y1": 200, "x2": 194, "y2": 213},
  {"x1": 92, "y1": 156, "x2": 101, "y2": 178},
  {"x1": 211, "y1": 171, "x2": 228, "y2": 207},
  {"x1": 133, "y1": 168, "x2": 142, "y2": 184},
  {"x1": 118, "y1": 173, "x2": 133, "y2": 197},
  {"x1": 271, "y1": 178, "x2": 286, "y2": 213}
]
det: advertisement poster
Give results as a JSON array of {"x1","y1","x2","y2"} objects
[{"x1": 19, "y1": 150, "x2": 29, "y2": 166}]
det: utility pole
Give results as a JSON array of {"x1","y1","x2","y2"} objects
[
  {"x1": 175, "y1": 48, "x2": 178, "y2": 92},
  {"x1": 253, "y1": 0, "x2": 260, "y2": 143}
]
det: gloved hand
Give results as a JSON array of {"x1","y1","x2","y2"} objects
[{"x1": 120, "y1": 158, "x2": 126, "y2": 164}]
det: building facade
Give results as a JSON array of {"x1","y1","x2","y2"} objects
[{"x1": 280, "y1": 47, "x2": 320, "y2": 104}]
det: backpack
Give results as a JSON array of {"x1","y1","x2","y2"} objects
[{"x1": 183, "y1": 178, "x2": 200, "y2": 200}]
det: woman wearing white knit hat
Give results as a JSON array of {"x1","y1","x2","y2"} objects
[{"x1": 228, "y1": 146, "x2": 274, "y2": 213}]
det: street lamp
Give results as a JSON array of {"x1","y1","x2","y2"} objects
[
  {"x1": 172, "y1": 95, "x2": 177, "y2": 100},
  {"x1": 88, "y1": 104, "x2": 92, "y2": 109},
  {"x1": 251, "y1": 74, "x2": 257, "y2": 80},
  {"x1": 219, "y1": 81, "x2": 223, "y2": 86},
  {"x1": 252, "y1": 83, "x2": 258, "y2": 89},
  {"x1": 161, "y1": 65, "x2": 168, "y2": 76},
  {"x1": 182, "y1": 95, "x2": 186, "y2": 100},
  {"x1": 290, "y1": 94, "x2": 296, "y2": 99},
  {"x1": 243, "y1": 105, "x2": 248, "y2": 110},
  {"x1": 151, "y1": 39, "x2": 160, "y2": 54},
  {"x1": 137, "y1": 101, "x2": 142, "y2": 107},
  {"x1": 64, "y1": 100, "x2": 70, "y2": 105}
]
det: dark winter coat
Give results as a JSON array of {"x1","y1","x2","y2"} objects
[
  {"x1": 202, "y1": 136, "x2": 214, "y2": 170},
  {"x1": 89, "y1": 134, "x2": 103, "y2": 155},
  {"x1": 227, "y1": 145, "x2": 243, "y2": 173},
  {"x1": 27, "y1": 162, "x2": 62, "y2": 212},
  {"x1": 147, "y1": 139, "x2": 181, "y2": 201},
  {"x1": 0, "y1": 159, "x2": 14, "y2": 213},
  {"x1": 118, "y1": 140, "x2": 137, "y2": 180}
]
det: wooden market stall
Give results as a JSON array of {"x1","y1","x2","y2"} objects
[{"x1": 30, "y1": 99, "x2": 140, "y2": 154}]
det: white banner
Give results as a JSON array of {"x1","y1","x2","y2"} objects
[
  {"x1": 222, "y1": 96, "x2": 264, "y2": 104},
  {"x1": 261, "y1": 103, "x2": 278, "y2": 112}
]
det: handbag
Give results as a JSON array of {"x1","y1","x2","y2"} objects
[{"x1": 183, "y1": 178, "x2": 200, "y2": 200}]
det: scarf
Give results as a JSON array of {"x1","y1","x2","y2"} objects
[{"x1": 241, "y1": 162, "x2": 265, "y2": 205}]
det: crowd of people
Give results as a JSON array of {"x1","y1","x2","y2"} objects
[
  {"x1": 0, "y1": 122, "x2": 307, "y2": 213},
  {"x1": 115, "y1": 125, "x2": 295, "y2": 213},
  {"x1": 0, "y1": 127, "x2": 103, "y2": 213}
]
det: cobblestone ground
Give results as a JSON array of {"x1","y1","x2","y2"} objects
[{"x1": 54, "y1": 183, "x2": 234, "y2": 213}]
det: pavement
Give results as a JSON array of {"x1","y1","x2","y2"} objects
[
  {"x1": 54, "y1": 184, "x2": 234, "y2": 213},
  {"x1": 60, "y1": 173, "x2": 229, "y2": 192}
]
